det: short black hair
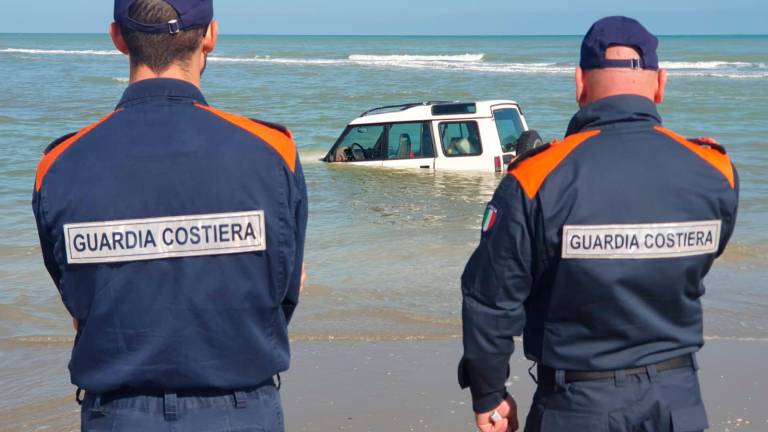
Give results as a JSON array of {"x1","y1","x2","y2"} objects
[{"x1": 120, "y1": 0, "x2": 207, "y2": 73}]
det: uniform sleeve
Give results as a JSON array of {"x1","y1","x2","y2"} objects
[
  {"x1": 458, "y1": 176, "x2": 534, "y2": 413},
  {"x1": 717, "y1": 163, "x2": 739, "y2": 257},
  {"x1": 32, "y1": 186, "x2": 62, "y2": 290},
  {"x1": 282, "y1": 155, "x2": 308, "y2": 325}
]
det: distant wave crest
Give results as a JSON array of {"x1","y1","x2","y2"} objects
[
  {"x1": 3, "y1": 47, "x2": 766, "y2": 79},
  {"x1": 209, "y1": 53, "x2": 572, "y2": 75},
  {"x1": 660, "y1": 61, "x2": 764, "y2": 69},
  {"x1": 209, "y1": 53, "x2": 767, "y2": 78},
  {"x1": 0, "y1": 48, "x2": 121, "y2": 56},
  {"x1": 349, "y1": 53, "x2": 484, "y2": 62}
]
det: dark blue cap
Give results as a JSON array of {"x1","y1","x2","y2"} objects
[
  {"x1": 580, "y1": 16, "x2": 659, "y2": 71},
  {"x1": 114, "y1": 0, "x2": 213, "y2": 34}
]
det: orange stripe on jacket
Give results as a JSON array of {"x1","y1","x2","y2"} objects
[
  {"x1": 195, "y1": 104, "x2": 297, "y2": 173},
  {"x1": 510, "y1": 130, "x2": 601, "y2": 199},
  {"x1": 35, "y1": 111, "x2": 118, "y2": 192},
  {"x1": 655, "y1": 126, "x2": 735, "y2": 189}
]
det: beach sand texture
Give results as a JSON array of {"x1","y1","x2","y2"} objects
[{"x1": 1, "y1": 340, "x2": 766, "y2": 431}]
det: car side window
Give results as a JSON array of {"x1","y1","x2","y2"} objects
[
  {"x1": 332, "y1": 125, "x2": 386, "y2": 161},
  {"x1": 494, "y1": 108, "x2": 525, "y2": 153},
  {"x1": 439, "y1": 121, "x2": 482, "y2": 157},
  {"x1": 387, "y1": 122, "x2": 435, "y2": 160}
]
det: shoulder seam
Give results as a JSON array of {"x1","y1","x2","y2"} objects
[
  {"x1": 654, "y1": 126, "x2": 735, "y2": 189},
  {"x1": 509, "y1": 129, "x2": 601, "y2": 199},
  {"x1": 35, "y1": 111, "x2": 118, "y2": 191},
  {"x1": 194, "y1": 104, "x2": 297, "y2": 173}
]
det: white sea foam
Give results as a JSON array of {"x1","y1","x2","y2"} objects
[
  {"x1": 209, "y1": 56, "x2": 346, "y2": 65},
  {"x1": 209, "y1": 54, "x2": 766, "y2": 78},
  {"x1": 3, "y1": 47, "x2": 765, "y2": 79},
  {"x1": 660, "y1": 61, "x2": 760, "y2": 69},
  {"x1": 0, "y1": 48, "x2": 121, "y2": 56},
  {"x1": 209, "y1": 53, "x2": 572, "y2": 75},
  {"x1": 348, "y1": 53, "x2": 484, "y2": 62}
]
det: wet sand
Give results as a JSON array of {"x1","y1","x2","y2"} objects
[{"x1": 1, "y1": 339, "x2": 766, "y2": 431}]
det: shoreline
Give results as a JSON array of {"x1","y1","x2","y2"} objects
[{"x1": 1, "y1": 339, "x2": 766, "y2": 432}]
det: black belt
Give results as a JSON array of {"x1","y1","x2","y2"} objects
[
  {"x1": 77, "y1": 377, "x2": 276, "y2": 405},
  {"x1": 536, "y1": 354, "x2": 693, "y2": 386}
]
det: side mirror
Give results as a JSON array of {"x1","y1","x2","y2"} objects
[{"x1": 515, "y1": 130, "x2": 544, "y2": 156}]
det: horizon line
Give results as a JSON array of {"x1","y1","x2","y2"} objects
[{"x1": 1, "y1": 32, "x2": 767, "y2": 37}]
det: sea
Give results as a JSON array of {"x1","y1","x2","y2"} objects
[{"x1": 0, "y1": 34, "x2": 766, "y2": 417}]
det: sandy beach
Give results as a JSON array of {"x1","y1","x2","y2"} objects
[{"x1": 1, "y1": 339, "x2": 765, "y2": 432}]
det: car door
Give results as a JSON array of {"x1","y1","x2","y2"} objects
[
  {"x1": 327, "y1": 124, "x2": 385, "y2": 167},
  {"x1": 382, "y1": 121, "x2": 436, "y2": 170},
  {"x1": 433, "y1": 120, "x2": 490, "y2": 171}
]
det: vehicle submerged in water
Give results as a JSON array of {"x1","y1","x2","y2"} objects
[{"x1": 323, "y1": 100, "x2": 543, "y2": 172}]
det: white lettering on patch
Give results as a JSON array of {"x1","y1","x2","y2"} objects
[
  {"x1": 562, "y1": 220, "x2": 721, "y2": 260},
  {"x1": 64, "y1": 211, "x2": 266, "y2": 264}
]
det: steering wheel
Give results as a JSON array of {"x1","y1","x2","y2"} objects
[{"x1": 348, "y1": 143, "x2": 366, "y2": 161}]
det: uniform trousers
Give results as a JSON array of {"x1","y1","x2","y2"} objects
[
  {"x1": 524, "y1": 358, "x2": 708, "y2": 432},
  {"x1": 80, "y1": 381, "x2": 283, "y2": 432}
]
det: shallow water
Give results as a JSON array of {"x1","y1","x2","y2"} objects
[{"x1": 1, "y1": 34, "x2": 767, "y2": 411}]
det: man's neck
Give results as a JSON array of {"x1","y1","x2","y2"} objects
[{"x1": 129, "y1": 64, "x2": 201, "y2": 88}]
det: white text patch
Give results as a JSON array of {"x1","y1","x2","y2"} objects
[
  {"x1": 562, "y1": 220, "x2": 721, "y2": 260},
  {"x1": 64, "y1": 211, "x2": 266, "y2": 264}
]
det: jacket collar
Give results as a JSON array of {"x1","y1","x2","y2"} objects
[
  {"x1": 116, "y1": 78, "x2": 208, "y2": 109},
  {"x1": 566, "y1": 94, "x2": 662, "y2": 136}
]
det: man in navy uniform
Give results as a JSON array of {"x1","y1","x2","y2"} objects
[
  {"x1": 32, "y1": 0, "x2": 307, "y2": 430},
  {"x1": 459, "y1": 16, "x2": 738, "y2": 432}
]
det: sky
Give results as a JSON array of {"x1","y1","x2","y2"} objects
[{"x1": 0, "y1": 0, "x2": 766, "y2": 35}]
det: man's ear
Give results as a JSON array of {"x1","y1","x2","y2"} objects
[
  {"x1": 109, "y1": 23, "x2": 130, "y2": 55},
  {"x1": 575, "y1": 67, "x2": 587, "y2": 107},
  {"x1": 654, "y1": 69, "x2": 667, "y2": 104},
  {"x1": 202, "y1": 20, "x2": 218, "y2": 54}
]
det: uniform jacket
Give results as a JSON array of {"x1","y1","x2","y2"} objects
[
  {"x1": 32, "y1": 78, "x2": 308, "y2": 394},
  {"x1": 459, "y1": 95, "x2": 739, "y2": 412}
]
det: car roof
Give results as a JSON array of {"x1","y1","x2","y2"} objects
[{"x1": 348, "y1": 100, "x2": 521, "y2": 125}]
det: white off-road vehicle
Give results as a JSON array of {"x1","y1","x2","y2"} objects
[{"x1": 323, "y1": 100, "x2": 543, "y2": 172}]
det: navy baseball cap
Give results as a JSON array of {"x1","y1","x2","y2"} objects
[
  {"x1": 114, "y1": 0, "x2": 213, "y2": 34},
  {"x1": 580, "y1": 16, "x2": 659, "y2": 71}
]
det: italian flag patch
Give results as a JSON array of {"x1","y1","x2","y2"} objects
[{"x1": 482, "y1": 204, "x2": 498, "y2": 233}]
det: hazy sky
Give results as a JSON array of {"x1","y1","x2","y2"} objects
[{"x1": 1, "y1": 0, "x2": 766, "y2": 35}]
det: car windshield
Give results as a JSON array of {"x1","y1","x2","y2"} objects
[
  {"x1": 328, "y1": 125, "x2": 385, "y2": 162},
  {"x1": 494, "y1": 108, "x2": 525, "y2": 153}
]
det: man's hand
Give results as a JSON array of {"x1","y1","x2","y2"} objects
[
  {"x1": 300, "y1": 264, "x2": 307, "y2": 295},
  {"x1": 475, "y1": 394, "x2": 518, "y2": 432}
]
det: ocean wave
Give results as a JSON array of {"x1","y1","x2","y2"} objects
[
  {"x1": 3, "y1": 47, "x2": 765, "y2": 79},
  {"x1": 660, "y1": 61, "x2": 764, "y2": 69},
  {"x1": 0, "y1": 48, "x2": 121, "y2": 56},
  {"x1": 209, "y1": 54, "x2": 766, "y2": 78},
  {"x1": 209, "y1": 54, "x2": 571, "y2": 74},
  {"x1": 209, "y1": 56, "x2": 346, "y2": 65},
  {"x1": 348, "y1": 53, "x2": 485, "y2": 62},
  {"x1": 671, "y1": 71, "x2": 768, "y2": 79}
]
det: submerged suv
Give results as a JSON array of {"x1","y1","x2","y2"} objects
[{"x1": 323, "y1": 100, "x2": 541, "y2": 172}]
